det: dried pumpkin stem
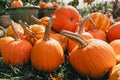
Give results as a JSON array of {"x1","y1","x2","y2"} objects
[
  {"x1": 31, "y1": 15, "x2": 41, "y2": 25},
  {"x1": 0, "y1": 26, "x2": 7, "y2": 37},
  {"x1": 78, "y1": 16, "x2": 89, "y2": 34},
  {"x1": 19, "y1": 20, "x2": 35, "y2": 37},
  {"x1": 10, "y1": 21, "x2": 20, "y2": 40},
  {"x1": 43, "y1": 16, "x2": 55, "y2": 41},
  {"x1": 60, "y1": 30, "x2": 88, "y2": 48}
]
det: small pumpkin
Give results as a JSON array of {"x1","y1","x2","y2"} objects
[
  {"x1": 60, "y1": 30, "x2": 116, "y2": 78},
  {"x1": 31, "y1": 16, "x2": 64, "y2": 72},
  {"x1": 7, "y1": 21, "x2": 24, "y2": 38},
  {"x1": 19, "y1": 21, "x2": 45, "y2": 45},
  {"x1": 109, "y1": 63, "x2": 120, "y2": 80},
  {"x1": 0, "y1": 26, "x2": 14, "y2": 51},
  {"x1": 52, "y1": 5, "x2": 82, "y2": 32},
  {"x1": 84, "y1": 12, "x2": 111, "y2": 32},
  {"x1": 39, "y1": 1, "x2": 47, "y2": 8},
  {"x1": 106, "y1": 22, "x2": 120, "y2": 42},
  {"x1": 11, "y1": 0, "x2": 23, "y2": 7},
  {"x1": 2, "y1": 21, "x2": 32, "y2": 66}
]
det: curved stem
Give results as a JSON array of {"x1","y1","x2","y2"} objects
[
  {"x1": 31, "y1": 15, "x2": 41, "y2": 25},
  {"x1": 89, "y1": 18, "x2": 97, "y2": 31},
  {"x1": 60, "y1": 30, "x2": 88, "y2": 48},
  {"x1": 78, "y1": 16, "x2": 89, "y2": 34},
  {"x1": 10, "y1": 21, "x2": 20, "y2": 41},
  {"x1": 0, "y1": 26, "x2": 7, "y2": 37},
  {"x1": 19, "y1": 20, "x2": 36, "y2": 37},
  {"x1": 43, "y1": 16, "x2": 55, "y2": 41}
]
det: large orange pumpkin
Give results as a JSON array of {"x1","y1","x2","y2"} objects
[
  {"x1": 106, "y1": 22, "x2": 120, "y2": 42},
  {"x1": 52, "y1": 5, "x2": 82, "y2": 32},
  {"x1": 11, "y1": 0, "x2": 23, "y2": 7},
  {"x1": 84, "y1": 12, "x2": 111, "y2": 32},
  {"x1": 2, "y1": 22, "x2": 32, "y2": 66},
  {"x1": 60, "y1": 30, "x2": 116, "y2": 78},
  {"x1": 31, "y1": 17, "x2": 64, "y2": 72}
]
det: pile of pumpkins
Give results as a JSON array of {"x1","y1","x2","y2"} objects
[{"x1": 1, "y1": 5, "x2": 120, "y2": 80}]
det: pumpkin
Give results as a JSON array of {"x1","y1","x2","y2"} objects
[
  {"x1": 0, "y1": 26, "x2": 14, "y2": 51},
  {"x1": 2, "y1": 21, "x2": 32, "y2": 66},
  {"x1": 52, "y1": 1, "x2": 58, "y2": 8},
  {"x1": 11, "y1": 0, "x2": 23, "y2": 7},
  {"x1": 52, "y1": 5, "x2": 82, "y2": 32},
  {"x1": 50, "y1": 33, "x2": 68, "y2": 52},
  {"x1": 60, "y1": 30, "x2": 116, "y2": 78},
  {"x1": 106, "y1": 22, "x2": 120, "y2": 42},
  {"x1": 84, "y1": 12, "x2": 111, "y2": 32},
  {"x1": 39, "y1": 1, "x2": 47, "y2": 8},
  {"x1": 67, "y1": 16, "x2": 93, "y2": 52},
  {"x1": 109, "y1": 63, "x2": 120, "y2": 80},
  {"x1": 109, "y1": 39, "x2": 120, "y2": 55},
  {"x1": 88, "y1": 18, "x2": 107, "y2": 41},
  {"x1": 19, "y1": 20, "x2": 45, "y2": 45},
  {"x1": 7, "y1": 21, "x2": 24, "y2": 38},
  {"x1": 31, "y1": 15, "x2": 50, "y2": 27},
  {"x1": 31, "y1": 16, "x2": 64, "y2": 72}
]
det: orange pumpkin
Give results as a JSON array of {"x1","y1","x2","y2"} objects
[
  {"x1": 11, "y1": 0, "x2": 23, "y2": 7},
  {"x1": 39, "y1": 1, "x2": 47, "y2": 8},
  {"x1": 0, "y1": 26, "x2": 14, "y2": 51},
  {"x1": 52, "y1": 5, "x2": 82, "y2": 32},
  {"x1": 31, "y1": 17, "x2": 64, "y2": 72},
  {"x1": 7, "y1": 21, "x2": 24, "y2": 38},
  {"x1": 84, "y1": 12, "x2": 111, "y2": 32},
  {"x1": 106, "y1": 22, "x2": 120, "y2": 42},
  {"x1": 2, "y1": 21, "x2": 32, "y2": 66},
  {"x1": 109, "y1": 63, "x2": 120, "y2": 80},
  {"x1": 109, "y1": 39, "x2": 120, "y2": 55},
  {"x1": 61, "y1": 30, "x2": 116, "y2": 78},
  {"x1": 31, "y1": 15, "x2": 50, "y2": 27},
  {"x1": 52, "y1": 1, "x2": 58, "y2": 8},
  {"x1": 19, "y1": 20, "x2": 45, "y2": 45}
]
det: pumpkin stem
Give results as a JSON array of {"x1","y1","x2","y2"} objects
[
  {"x1": 60, "y1": 30, "x2": 88, "y2": 48},
  {"x1": 19, "y1": 20, "x2": 36, "y2": 37},
  {"x1": 89, "y1": 18, "x2": 97, "y2": 31},
  {"x1": 10, "y1": 21, "x2": 20, "y2": 41},
  {"x1": 43, "y1": 16, "x2": 55, "y2": 41},
  {"x1": 78, "y1": 16, "x2": 89, "y2": 34},
  {"x1": 0, "y1": 26, "x2": 7, "y2": 37},
  {"x1": 31, "y1": 15, "x2": 41, "y2": 25}
]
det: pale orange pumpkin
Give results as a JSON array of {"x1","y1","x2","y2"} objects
[
  {"x1": 61, "y1": 30, "x2": 116, "y2": 78},
  {"x1": 19, "y1": 20, "x2": 45, "y2": 45},
  {"x1": 84, "y1": 12, "x2": 111, "y2": 32},
  {"x1": 109, "y1": 63, "x2": 120, "y2": 80},
  {"x1": 11, "y1": 0, "x2": 23, "y2": 7}
]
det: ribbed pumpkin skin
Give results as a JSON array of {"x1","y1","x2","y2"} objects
[
  {"x1": 31, "y1": 38, "x2": 64, "y2": 72},
  {"x1": 69, "y1": 39, "x2": 116, "y2": 78},
  {"x1": 110, "y1": 39, "x2": 120, "y2": 55},
  {"x1": 84, "y1": 12, "x2": 111, "y2": 31},
  {"x1": 2, "y1": 40, "x2": 32, "y2": 66},
  {"x1": 107, "y1": 22, "x2": 120, "y2": 42},
  {"x1": 0, "y1": 37, "x2": 14, "y2": 51},
  {"x1": 109, "y1": 63, "x2": 120, "y2": 80},
  {"x1": 52, "y1": 5, "x2": 82, "y2": 32}
]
